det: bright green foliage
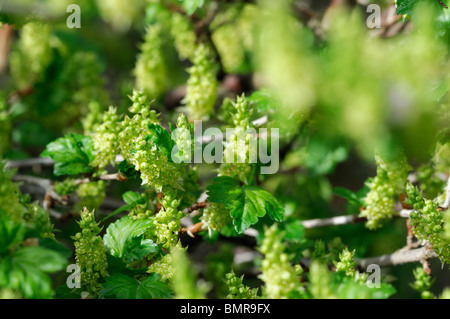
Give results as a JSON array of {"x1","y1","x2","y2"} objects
[
  {"x1": 0, "y1": 212, "x2": 66, "y2": 299},
  {"x1": 3, "y1": 0, "x2": 450, "y2": 301},
  {"x1": 134, "y1": 24, "x2": 167, "y2": 99},
  {"x1": 100, "y1": 273, "x2": 172, "y2": 299},
  {"x1": 0, "y1": 245, "x2": 67, "y2": 299},
  {"x1": 207, "y1": 176, "x2": 284, "y2": 233},
  {"x1": 181, "y1": 0, "x2": 205, "y2": 15},
  {"x1": 404, "y1": 184, "x2": 450, "y2": 265},
  {"x1": 411, "y1": 267, "x2": 435, "y2": 299},
  {"x1": 360, "y1": 154, "x2": 410, "y2": 229},
  {"x1": 258, "y1": 224, "x2": 304, "y2": 299},
  {"x1": 41, "y1": 133, "x2": 95, "y2": 176},
  {"x1": 73, "y1": 208, "x2": 108, "y2": 296},
  {"x1": 103, "y1": 215, "x2": 157, "y2": 263},
  {"x1": 225, "y1": 271, "x2": 258, "y2": 299},
  {"x1": 182, "y1": 44, "x2": 218, "y2": 120}
]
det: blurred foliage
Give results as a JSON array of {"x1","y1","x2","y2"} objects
[{"x1": 0, "y1": 0, "x2": 449, "y2": 300}]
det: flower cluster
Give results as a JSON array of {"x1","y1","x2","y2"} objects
[
  {"x1": 334, "y1": 248, "x2": 357, "y2": 278},
  {"x1": 258, "y1": 224, "x2": 304, "y2": 299},
  {"x1": 200, "y1": 203, "x2": 231, "y2": 232},
  {"x1": 91, "y1": 107, "x2": 120, "y2": 169},
  {"x1": 118, "y1": 90, "x2": 181, "y2": 190},
  {"x1": 411, "y1": 267, "x2": 434, "y2": 299},
  {"x1": 308, "y1": 261, "x2": 335, "y2": 299},
  {"x1": 170, "y1": 13, "x2": 197, "y2": 61},
  {"x1": 360, "y1": 154, "x2": 410, "y2": 229},
  {"x1": 134, "y1": 24, "x2": 167, "y2": 99},
  {"x1": 219, "y1": 94, "x2": 256, "y2": 184},
  {"x1": 73, "y1": 208, "x2": 108, "y2": 296},
  {"x1": 212, "y1": 24, "x2": 245, "y2": 73},
  {"x1": 225, "y1": 271, "x2": 258, "y2": 299},
  {"x1": 9, "y1": 21, "x2": 52, "y2": 87},
  {"x1": 76, "y1": 181, "x2": 106, "y2": 211},
  {"x1": 182, "y1": 44, "x2": 218, "y2": 120},
  {"x1": 0, "y1": 163, "x2": 26, "y2": 223},
  {"x1": 404, "y1": 184, "x2": 450, "y2": 265},
  {"x1": 147, "y1": 251, "x2": 174, "y2": 281},
  {"x1": 152, "y1": 187, "x2": 184, "y2": 249}
]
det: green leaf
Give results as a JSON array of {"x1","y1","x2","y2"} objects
[
  {"x1": 41, "y1": 133, "x2": 95, "y2": 176},
  {"x1": 206, "y1": 176, "x2": 241, "y2": 205},
  {"x1": 281, "y1": 219, "x2": 305, "y2": 242},
  {"x1": 147, "y1": 123, "x2": 176, "y2": 160},
  {"x1": 39, "y1": 237, "x2": 72, "y2": 259},
  {"x1": 99, "y1": 273, "x2": 172, "y2": 299},
  {"x1": 207, "y1": 177, "x2": 284, "y2": 234},
  {"x1": 396, "y1": 0, "x2": 421, "y2": 16},
  {"x1": 248, "y1": 89, "x2": 277, "y2": 113},
  {"x1": 123, "y1": 191, "x2": 146, "y2": 206},
  {"x1": 103, "y1": 215, "x2": 156, "y2": 263},
  {"x1": 180, "y1": 0, "x2": 205, "y2": 15},
  {"x1": 0, "y1": 246, "x2": 67, "y2": 299},
  {"x1": 333, "y1": 274, "x2": 396, "y2": 299},
  {"x1": 333, "y1": 187, "x2": 364, "y2": 207},
  {"x1": 0, "y1": 213, "x2": 25, "y2": 256},
  {"x1": 118, "y1": 160, "x2": 139, "y2": 179}
]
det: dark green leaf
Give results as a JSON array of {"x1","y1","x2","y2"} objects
[
  {"x1": 118, "y1": 160, "x2": 139, "y2": 178},
  {"x1": 99, "y1": 273, "x2": 172, "y2": 299},
  {"x1": 0, "y1": 213, "x2": 25, "y2": 256},
  {"x1": 206, "y1": 176, "x2": 240, "y2": 205}
]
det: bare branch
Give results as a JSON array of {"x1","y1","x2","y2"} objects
[
  {"x1": 5, "y1": 157, "x2": 54, "y2": 169},
  {"x1": 357, "y1": 244, "x2": 437, "y2": 270}
]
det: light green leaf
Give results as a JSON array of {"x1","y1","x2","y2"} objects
[
  {"x1": 180, "y1": 0, "x2": 205, "y2": 15},
  {"x1": 207, "y1": 177, "x2": 284, "y2": 234},
  {"x1": 103, "y1": 215, "x2": 155, "y2": 263},
  {"x1": 0, "y1": 246, "x2": 67, "y2": 299},
  {"x1": 41, "y1": 133, "x2": 95, "y2": 176},
  {"x1": 123, "y1": 191, "x2": 146, "y2": 206}
]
